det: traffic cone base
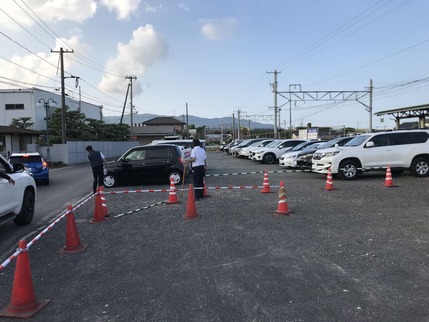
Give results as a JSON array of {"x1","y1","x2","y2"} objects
[
  {"x1": 58, "y1": 206, "x2": 88, "y2": 253},
  {"x1": 0, "y1": 240, "x2": 50, "y2": 318},
  {"x1": 273, "y1": 181, "x2": 292, "y2": 216},
  {"x1": 184, "y1": 184, "x2": 199, "y2": 219}
]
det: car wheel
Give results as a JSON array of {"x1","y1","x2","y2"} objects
[
  {"x1": 410, "y1": 157, "x2": 429, "y2": 177},
  {"x1": 169, "y1": 170, "x2": 183, "y2": 185},
  {"x1": 339, "y1": 160, "x2": 359, "y2": 180},
  {"x1": 14, "y1": 189, "x2": 35, "y2": 226},
  {"x1": 103, "y1": 174, "x2": 117, "y2": 187},
  {"x1": 262, "y1": 153, "x2": 276, "y2": 164}
]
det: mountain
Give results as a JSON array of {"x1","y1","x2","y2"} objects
[{"x1": 103, "y1": 113, "x2": 274, "y2": 129}]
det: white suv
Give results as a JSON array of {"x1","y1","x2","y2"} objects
[
  {"x1": 312, "y1": 130, "x2": 429, "y2": 179},
  {"x1": 0, "y1": 154, "x2": 37, "y2": 225},
  {"x1": 251, "y1": 139, "x2": 306, "y2": 164}
]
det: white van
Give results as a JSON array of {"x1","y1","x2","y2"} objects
[{"x1": 312, "y1": 129, "x2": 429, "y2": 179}]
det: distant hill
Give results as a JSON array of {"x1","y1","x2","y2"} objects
[{"x1": 103, "y1": 113, "x2": 274, "y2": 130}]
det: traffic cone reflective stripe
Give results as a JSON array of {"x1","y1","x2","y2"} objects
[
  {"x1": 184, "y1": 184, "x2": 199, "y2": 219},
  {"x1": 166, "y1": 178, "x2": 180, "y2": 204},
  {"x1": 261, "y1": 170, "x2": 273, "y2": 193},
  {"x1": 0, "y1": 240, "x2": 50, "y2": 318},
  {"x1": 90, "y1": 187, "x2": 107, "y2": 223},
  {"x1": 99, "y1": 186, "x2": 109, "y2": 216},
  {"x1": 58, "y1": 205, "x2": 88, "y2": 253},
  {"x1": 273, "y1": 181, "x2": 292, "y2": 216}
]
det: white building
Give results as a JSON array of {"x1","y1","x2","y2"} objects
[{"x1": 0, "y1": 87, "x2": 103, "y2": 131}]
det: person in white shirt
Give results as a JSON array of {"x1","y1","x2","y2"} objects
[{"x1": 186, "y1": 139, "x2": 207, "y2": 200}]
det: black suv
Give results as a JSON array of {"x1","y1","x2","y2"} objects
[{"x1": 103, "y1": 144, "x2": 186, "y2": 187}]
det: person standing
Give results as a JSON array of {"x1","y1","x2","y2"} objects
[
  {"x1": 86, "y1": 145, "x2": 107, "y2": 194},
  {"x1": 186, "y1": 139, "x2": 207, "y2": 200}
]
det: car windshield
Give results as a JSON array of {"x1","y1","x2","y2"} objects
[
  {"x1": 290, "y1": 141, "x2": 310, "y2": 151},
  {"x1": 344, "y1": 135, "x2": 370, "y2": 147},
  {"x1": 9, "y1": 156, "x2": 42, "y2": 163},
  {"x1": 266, "y1": 140, "x2": 281, "y2": 148},
  {"x1": 315, "y1": 139, "x2": 343, "y2": 149},
  {"x1": 301, "y1": 143, "x2": 321, "y2": 152}
]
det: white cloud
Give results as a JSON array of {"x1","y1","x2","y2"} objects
[
  {"x1": 200, "y1": 18, "x2": 237, "y2": 41},
  {"x1": 100, "y1": 0, "x2": 141, "y2": 20},
  {"x1": 0, "y1": 0, "x2": 97, "y2": 30},
  {"x1": 178, "y1": 3, "x2": 190, "y2": 12},
  {"x1": 98, "y1": 24, "x2": 169, "y2": 95},
  {"x1": 0, "y1": 36, "x2": 89, "y2": 88}
]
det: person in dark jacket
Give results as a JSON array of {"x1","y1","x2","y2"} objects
[
  {"x1": 0, "y1": 172, "x2": 15, "y2": 185},
  {"x1": 86, "y1": 145, "x2": 107, "y2": 194}
]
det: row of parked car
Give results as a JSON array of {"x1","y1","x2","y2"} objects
[{"x1": 220, "y1": 129, "x2": 429, "y2": 180}]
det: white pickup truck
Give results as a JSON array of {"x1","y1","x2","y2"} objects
[{"x1": 0, "y1": 154, "x2": 37, "y2": 225}]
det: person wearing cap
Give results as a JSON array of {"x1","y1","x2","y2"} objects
[
  {"x1": 86, "y1": 145, "x2": 107, "y2": 194},
  {"x1": 185, "y1": 139, "x2": 207, "y2": 200}
]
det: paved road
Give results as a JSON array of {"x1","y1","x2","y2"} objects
[{"x1": 0, "y1": 151, "x2": 428, "y2": 321}]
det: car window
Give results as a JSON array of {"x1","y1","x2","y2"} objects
[
  {"x1": 126, "y1": 150, "x2": 146, "y2": 161},
  {"x1": 410, "y1": 132, "x2": 429, "y2": 144},
  {"x1": 147, "y1": 147, "x2": 171, "y2": 159},
  {"x1": 344, "y1": 135, "x2": 370, "y2": 146},
  {"x1": 389, "y1": 133, "x2": 410, "y2": 146},
  {"x1": 370, "y1": 134, "x2": 389, "y2": 147}
]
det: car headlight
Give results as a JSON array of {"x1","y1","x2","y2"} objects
[
  {"x1": 323, "y1": 151, "x2": 340, "y2": 158},
  {"x1": 256, "y1": 150, "x2": 265, "y2": 154},
  {"x1": 285, "y1": 154, "x2": 297, "y2": 159}
]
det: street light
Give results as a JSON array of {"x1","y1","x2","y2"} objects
[{"x1": 37, "y1": 98, "x2": 57, "y2": 161}]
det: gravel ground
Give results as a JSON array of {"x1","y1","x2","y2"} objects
[{"x1": 0, "y1": 151, "x2": 428, "y2": 322}]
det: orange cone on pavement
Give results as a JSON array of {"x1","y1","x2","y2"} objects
[
  {"x1": 0, "y1": 240, "x2": 50, "y2": 318},
  {"x1": 384, "y1": 165, "x2": 397, "y2": 187},
  {"x1": 58, "y1": 205, "x2": 88, "y2": 254},
  {"x1": 324, "y1": 168, "x2": 336, "y2": 191},
  {"x1": 261, "y1": 170, "x2": 273, "y2": 193},
  {"x1": 166, "y1": 178, "x2": 180, "y2": 204},
  {"x1": 273, "y1": 181, "x2": 292, "y2": 216},
  {"x1": 184, "y1": 184, "x2": 199, "y2": 219},
  {"x1": 90, "y1": 187, "x2": 107, "y2": 223}
]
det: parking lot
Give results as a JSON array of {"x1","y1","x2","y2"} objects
[{"x1": 0, "y1": 150, "x2": 428, "y2": 321}]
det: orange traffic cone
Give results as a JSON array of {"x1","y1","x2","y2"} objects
[
  {"x1": 184, "y1": 184, "x2": 199, "y2": 219},
  {"x1": 384, "y1": 165, "x2": 397, "y2": 187},
  {"x1": 166, "y1": 178, "x2": 180, "y2": 204},
  {"x1": 99, "y1": 186, "x2": 110, "y2": 216},
  {"x1": 323, "y1": 168, "x2": 336, "y2": 191},
  {"x1": 90, "y1": 187, "x2": 107, "y2": 223},
  {"x1": 273, "y1": 181, "x2": 292, "y2": 216},
  {"x1": 203, "y1": 179, "x2": 210, "y2": 197},
  {"x1": 261, "y1": 170, "x2": 273, "y2": 193},
  {"x1": 58, "y1": 205, "x2": 88, "y2": 254},
  {"x1": 0, "y1": 240, "x2": 50, "y2": 318}
]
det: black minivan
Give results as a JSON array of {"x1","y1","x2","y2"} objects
[{"x1": 103, "y1": 144, "x2": 186, "y2": 187}]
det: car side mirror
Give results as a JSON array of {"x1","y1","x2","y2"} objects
[
  {"x1": 334, "y1": 143, "x2": 339, "y2": 147},
  {"x1": 12, "y1": 162, "x2": 25, "y2": 172},
  {"x1": 366, "y1": 141, "x2": 374, "y2": 148}
]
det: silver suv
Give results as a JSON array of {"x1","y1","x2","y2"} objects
[
  {"x1": 0, "y1": 154, "x2": 37, "y2": 225},
  {"x1": 312, "y1": 129, "x2": 429, "y2": 180}
]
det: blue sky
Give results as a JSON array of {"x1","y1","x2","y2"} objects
[{"x1": 1, "y1": 0, "x2": 428, "y2": 130}]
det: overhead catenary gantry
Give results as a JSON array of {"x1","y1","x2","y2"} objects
[{"x1": 267, "y1": 70, "x2": 373, "y2": 137}]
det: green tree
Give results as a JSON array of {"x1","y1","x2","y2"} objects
[{"x1": 10, "y1": 117, "x2": 34, "y2": 129}]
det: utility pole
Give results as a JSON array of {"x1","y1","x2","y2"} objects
[
  {"x1": 237, "y1": 109, "x2": 241, "y2": 140},
  {"x1": 125, "y1": 75, "x2": 137, "y2": 140},
  {"x1": 267, "y1": 70, "x2": 280, "y2": 138},
  {"x1": 369, "y1": 79, "x2": 373, "y2": 133},
  {"x1": 51, "y1": 47, "x2": 73, "y2": 144},
  {"x1": 232, "y1": 113, "x2": 235, "y2": 140},
  {"x1": 186, "y1": 102, "x2": 189, "y2": 139}
]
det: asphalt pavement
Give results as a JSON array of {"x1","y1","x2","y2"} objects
[{"x1": 0, "y1": 151, "x2": 428, "y2": 321}]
